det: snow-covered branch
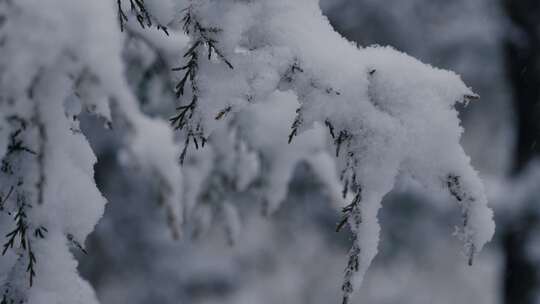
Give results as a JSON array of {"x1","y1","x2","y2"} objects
[{"x1": 0, "y1": 0, "x2": 495, "y2": 303}]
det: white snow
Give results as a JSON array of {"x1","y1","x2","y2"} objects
[{"x1": 0, "y1": 0, "x2": 495, "y2": 303}]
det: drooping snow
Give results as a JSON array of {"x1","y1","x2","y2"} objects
[{"x1": 0, "y1": 0, "x2": 495, "y2": 303}]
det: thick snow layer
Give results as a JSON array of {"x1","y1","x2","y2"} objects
[
  {"x1": 171, "y1": 0, "x2": 494, "y2": 299},
  {"x1": 0, "y1": 0, "x2": 184, "y2": 302},
  {"x1": 0, "y1": 0, "x2": 495, "y2": 303}
]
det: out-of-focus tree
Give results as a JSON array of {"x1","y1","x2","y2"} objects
[{"x1": 502, "y1": 0, "x2": 540, "y2": 303}]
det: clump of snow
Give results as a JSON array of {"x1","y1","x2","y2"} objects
[
  {"x1": 0, "y1": 0, "x2": 185, "y2": 302},
  {"x1": 171, "y1": 0, "x2": 494, "y2": 300}
]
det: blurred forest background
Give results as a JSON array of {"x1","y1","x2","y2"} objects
[{"x1": 77, "y1": 1, "x2": 540, "y2": 303}]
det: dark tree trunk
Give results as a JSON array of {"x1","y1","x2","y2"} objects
[
  {"x1": 504, "y1": 0, "x2": 540, "y2": 173},
  {"x1": 501, "y1": 212, "x2": 539, "y2": 304},
  {"x1": 502, "y1": 0, "x2": 540, "y2": 303}
]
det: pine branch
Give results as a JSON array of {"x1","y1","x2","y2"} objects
[
  {"x1": 171, "y1": 5, "x2": 233, "y2": 161},
  {"x1": 26, "y1": 244, "x2": 36, "y2": 287},
  {"x1": 2, "y1": 200, "x2": 46, "y2": 287},
  {"x1": 179, "y1": 127, "x2": 206, "y2": 165},
  {"x1": 0, "y1": 186, "x2": 14, "y2": 211},
  {"x1": 288, "y1": 108, "x2": 303, "y2": 144},
  {"x1": 335, "y1": 130, "x2": 353, "y2": 157},
  {"x1": 283, "y1": 60, "x2": 341, "y2": 144},
  {"x1": 336, "y1": 187, "x2": 362, "y2": 232},
  {"x1": 6, "y1": 128, "x2": 36, "y2": 156},
  {"x1": 67, "y1": 233, "x2": 87, "y2": 255},
  {"x1": 337, "y1": 186, "x2": 363, "y2": 304},
  {"x1": 447, "y1": 174, "x2": 476, "y2": 265},
  {"x1": 325, "y1": 120, "x2": 336, "y2": 139},
  {"x1": 215, "y1": 106, "x2": 232, "y2": 120},
  {"x1": 116, "y1": 0, "x2": 169, "y2": 35},
  {"x1": 33, "y1": 105, "x2": 46, "y2": 206}
]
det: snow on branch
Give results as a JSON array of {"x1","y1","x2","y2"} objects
[
  {"x1": 0, "y1": 0, "x2": 495, "y2": 303},
  {"x1": 161, "y1": 1, "x2": 495, "y2": 302},
  {"x1": 170, "y1": 4, "x2": 234, "y2": 164},
  {"x1": 0, "y1": 0, "x2": 184, "y2": 302}
]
